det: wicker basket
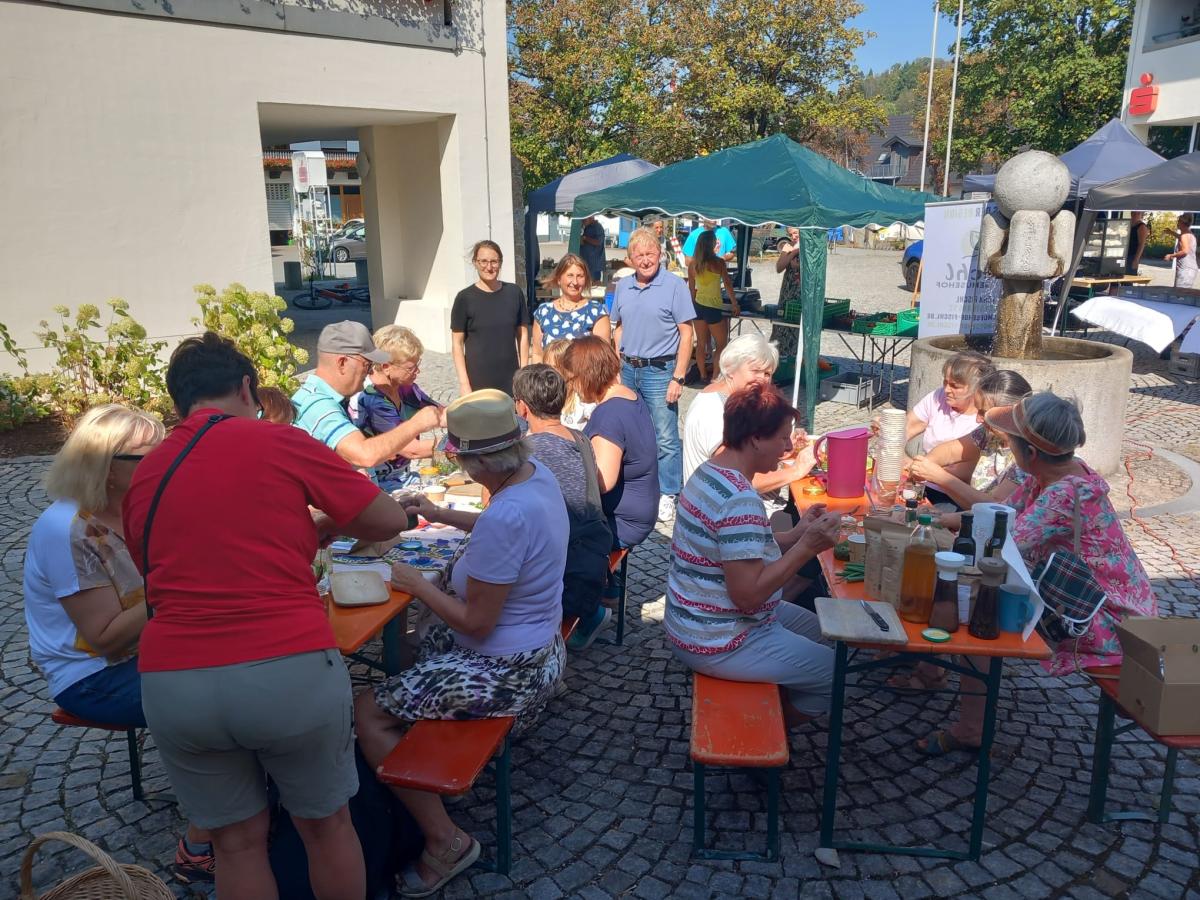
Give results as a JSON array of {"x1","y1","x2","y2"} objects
[{"x1": 20, "y1": 831, "x2": 174, "y2": 900}]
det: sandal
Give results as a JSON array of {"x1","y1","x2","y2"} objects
[
  {"x1": 397, "y1": 832, "x2": 480, "y2": 898},
  {"x1": 885, "y1": 668, "x2": 949, "y2": 694},
  {"x1": 916, "y1": 730, "x2": 980, "y2": 756}
]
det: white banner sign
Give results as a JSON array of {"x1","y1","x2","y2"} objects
[{"x1": 918, "y1": 200, "x2": 1002, "y2": 338}]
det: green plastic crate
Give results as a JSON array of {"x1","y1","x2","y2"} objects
[
  {"x1": 852, "y1": 307, "x2": 920, "y2": 336},
  {"x1": 782, "y1": 297, "x2": 851, "y2": 325}
]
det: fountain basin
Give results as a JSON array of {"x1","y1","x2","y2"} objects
[{"x1": 908, "y1": 336, "x2": 1133, "y2": 475}]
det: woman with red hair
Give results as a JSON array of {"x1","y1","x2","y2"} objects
[{"x1": 663, "y1": 382, "x2": 841, "y2": 724}]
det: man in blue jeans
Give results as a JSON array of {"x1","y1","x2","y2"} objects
[{"x1": 610, "y1": 227, "x2": 696, "y2": 521}]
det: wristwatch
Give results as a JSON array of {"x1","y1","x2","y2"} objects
[{"x1": 671, "y1": 375, "x2": 686, "y2": 386}]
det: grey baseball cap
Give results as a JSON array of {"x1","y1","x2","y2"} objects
[{"x1": 317, "y1": 321, "x2": 390, "y2": 363}]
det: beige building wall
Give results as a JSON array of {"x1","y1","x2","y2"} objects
[
  {"x1": 0, "y1": 0, "x2": 512, "y2": 369},
  {"x1": 1122, "y1": 0, "x2": 1200, "y2": 145}
]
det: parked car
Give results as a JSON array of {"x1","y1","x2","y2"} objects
[
  {"x1": 759, "y1": 225, "x2": 789, "y2": 252},
  {"x1": 330, "y1": 224, "x2": 366, "y2": 262},
  {"x1": 327, "y1": 218, "x2": 365, "y2": 243},
  {"x1": 902, "y1": 240, "x2": 923, "y2": 291}
]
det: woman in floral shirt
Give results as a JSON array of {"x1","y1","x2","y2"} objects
[{"x1": 919, "y1": 392, "x2": 1155, "y2": 755}]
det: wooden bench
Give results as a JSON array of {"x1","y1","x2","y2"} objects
[
  {"x1": 690, "y1": 673, "x2": 788, "y2": 861},
  {"x1": 377, "y1": 717, "x2": 515, "y2": 875},
  {"x1": 1086, "y1": 666, "x2": 1200, "y2": 824},
  {"x1": 51, "y1": 709, "x2": 143, "y2": 801},
  {"x1": 609, "y1": 548, "x2": 629, "y2": 645}
]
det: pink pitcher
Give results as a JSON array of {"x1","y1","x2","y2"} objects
[{"x1": 813, "y1": 427, "x2": 869, "y2": 498}]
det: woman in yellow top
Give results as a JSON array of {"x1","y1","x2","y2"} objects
[{"x1": 686, "y1": 229, "x2": 739, "y2": 383}]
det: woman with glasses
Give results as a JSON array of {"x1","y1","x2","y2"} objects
[
  {"x1": 451, "y1": 240, "x2": 530, "y2": 396},
  {"x1": 349, "y1": 325, "x2": 442, "y2": 491},
  {"x1": 22, "y1": 404, "x2": 216, "y2": 884}
]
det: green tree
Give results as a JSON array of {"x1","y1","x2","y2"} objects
[
  {"x1": 507, "y1": 0, "x2": 886, "y2": 188},
  {"x1": 937, "y1": 0, "x2": 1133, "y2": 173}
]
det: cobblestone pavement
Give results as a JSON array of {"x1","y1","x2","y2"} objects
[{"x1": 4, "y1": 249, "x2": 1200, "y2": 898}]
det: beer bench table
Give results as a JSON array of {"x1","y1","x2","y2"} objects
[
  {"x1": 328, "y1": 586, "x2": 413, "y2": 676},
  {"x1": 815, "y1": 549, "x2": 1051, "y2": 861}
]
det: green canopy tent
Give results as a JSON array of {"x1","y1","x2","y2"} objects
[{"x1": 571, "y1": 133, "x2": 942, "y2": 425}]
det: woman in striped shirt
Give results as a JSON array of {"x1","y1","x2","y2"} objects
[{"x1": 663, "y1": 382, "x2": 841, "y2": 724}]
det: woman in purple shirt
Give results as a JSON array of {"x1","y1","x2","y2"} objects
[{"x1": 562, "y1": 336, "x2": 658, "y2": 552}]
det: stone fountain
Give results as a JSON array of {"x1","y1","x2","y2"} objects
[{"x1": 908, "y1": 151, "x2": 1133, "y2": 475}]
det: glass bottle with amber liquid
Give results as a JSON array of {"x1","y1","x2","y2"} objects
[
  {"x1": 929, "y1": 551, "x2": 967, "y2": 632},
  {"x1": 898, "y1": 514, "x2": 938, "y2": 624},
  {"x1": 969, "y1": 557, "x2": 1008, "y2": 639}
]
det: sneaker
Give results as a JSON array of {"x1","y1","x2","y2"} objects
[
  {"x1": 173, "y1": 838, "x2": 216, "y2": 884},
  {"x1": 657, "y1": 494, "x2": 677, "y2": 522},
  {"x1": 567, "y1": 607, "x2": 612, "y2": 651}
]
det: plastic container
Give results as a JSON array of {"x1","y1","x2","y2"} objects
[{"x1": 898, "y1": 514, "x2": 938, "y2": 624}]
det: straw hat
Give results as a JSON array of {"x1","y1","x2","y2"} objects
[
  {"x1": 444, "y1": 389, "x2": 522, "y2": 455},
  {"x1": 984, "y1": 396, "x2": 1075, "y2": 456}
]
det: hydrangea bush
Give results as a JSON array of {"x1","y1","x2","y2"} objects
[{"x1": 193, "y1": 283, "x2": 307, "y2": 392}]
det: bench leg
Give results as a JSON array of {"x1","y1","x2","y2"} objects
[
  {"x1": 616, "y1": 554, "x2": 629, "y2": 645},
  {"x1": 127, "y1": 728, "x2": 144, "y2": 802},
  {"x1": 765, "y1": 767, "x2": 780, "y2": 862},
  {"x1": 495, "y1": 737, "x2": 512, "y2": 876},
  {"x1": 1087, "y1": 692, "x2": 1116, "y2": 824},
  {"x1": 1159, "y1": 747, "x2": 1177, "y2": 825},
  {"x1": 692, "y1": 761, "x2": 706, "y2": 856}
]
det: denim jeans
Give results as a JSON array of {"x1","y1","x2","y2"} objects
[
  {"x1": 55, "y1": 657, "x2": 146, "y2": 727},
  {"x1": 621, "y1": 361, "x2": 682, "y2": 496}
]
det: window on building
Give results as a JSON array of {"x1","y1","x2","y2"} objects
[{"x1": 1148, "y1": 125, "x2": 1194, "y2": 158}]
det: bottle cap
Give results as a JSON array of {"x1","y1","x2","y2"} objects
[
  {"x1": 917, "y1": 513, "x2": 933, "y2": 525},
  {"x1": 922, "y1": 628, "x2": 951, "y2": 643},
  {"x1": 934, "y1": 551, "x2": 967, "y2": 573},
  {"x1": 905, "y1": 498, "x2": 918, "y2": 508}
]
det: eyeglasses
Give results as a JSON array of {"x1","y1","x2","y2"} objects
[
  {"x1": 112, "y1": 453, "x2": 145, "y2": 462},
  {"x1": 475, "y1": 259, "x2": 501, "y2": 268}
]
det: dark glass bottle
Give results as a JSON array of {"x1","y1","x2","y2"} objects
[
  {"x1": 969, "y1": 558, "x2": 1008, "y2": 640},
  {"x1": 983, "y1": 511, "x2": 1008, "y2": 559},
  {"x1": 952, "y1": 512, "x2": 976, "y2": 565},
  {"x1": 929, "y1": 551, "x2": 967, "y2": 632},
  {"x1": 904, "y1": 498, "x2": 919, "y2": 525}
]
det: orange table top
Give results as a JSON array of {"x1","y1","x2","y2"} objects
[
  {"x1": 818, "y1": 549, "x2": 1051, "y2": 661},
  {"x1": 328, "y1": 586, "x2": 414, "y2": 655},
  {"x1": 789, "y1": 475, "x2": 869, "y2": 514}
]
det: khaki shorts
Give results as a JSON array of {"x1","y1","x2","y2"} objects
[{"x1": 141, "y1": 649, "x2": 357, "y2": 829}]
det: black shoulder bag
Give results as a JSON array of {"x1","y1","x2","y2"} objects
[
  {"x1": 141, "y1": 414, "x2": 232, "y2": 617},
  {"x1": 560, "y1": 429, "x2": 615, "y2": 619}
]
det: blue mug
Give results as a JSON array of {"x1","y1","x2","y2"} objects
[{"x1": 998, "y1": 584, "x2": 1033, "y2": 633}]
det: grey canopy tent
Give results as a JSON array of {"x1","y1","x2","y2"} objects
[
  {"x1": 963, "y1": 119, "x2": 1165, "y2": 198},
  {"x1": 523, "y1": 154, "x2": 659, "y2": 304},
  {"x1": 1051, "y1": 150, "x2": 1200, "y2": 333},
  {"x1": 570, "y1": 133, "x2": 942, "y2": 425}
]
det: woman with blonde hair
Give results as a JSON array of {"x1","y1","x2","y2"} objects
[
  {"x1": 349, "y1": 324, "x2": 441, "y2": 489},
  {"x1": 23, "y1": 404, "x2": 215, "y2": 884},
  {"x1": 531, "y1": 253, "x2": 611, "y2": 361}
]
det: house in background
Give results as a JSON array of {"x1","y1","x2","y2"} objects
[
  {"x1": 1, "y1": 0, "x2": 511, "y2": 362},
  {"x1": 856, "y1": 114, "x2": 963, "y2": 196},
  {"x1": 263, "y1": 143, "x2": 364, "y2": 244}
]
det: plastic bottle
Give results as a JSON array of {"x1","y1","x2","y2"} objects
[
  {"x1": 969, "y1": 557, "x2": 1008, "y2": 640},
  {"x1": 929, "y1": 551, "x2": 967, "y2": 632},
  {"x1": 898, "y1": 514, "x2": 939, "y2": 624}
]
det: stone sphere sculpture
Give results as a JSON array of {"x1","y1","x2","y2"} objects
[{"x1": 978, "y1": 150, "x2": 1076, "y2": 359}]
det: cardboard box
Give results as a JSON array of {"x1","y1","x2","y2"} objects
[{"x1": 1116, "y1": 617, "x2": 1200, "y2": 735}]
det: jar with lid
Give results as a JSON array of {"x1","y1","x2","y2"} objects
[
  {"x1": 838, "y1": 515, "x2": 859, "y2": 544},
  {"x1": 928, "y1": 551, "x2": 967, "y2": 632},
  {"x1": 969, "y1": 557, "x2": 1008, "y2": 640}
]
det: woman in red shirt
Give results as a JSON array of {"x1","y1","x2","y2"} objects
[{"x1": 124, "y1": 333, "x2": 412, "y2": 900}]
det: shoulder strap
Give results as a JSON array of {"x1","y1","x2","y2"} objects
[
  {"x1": 1071, "y1": 487, "x2": 1082, "y2": 555},
  {"x1": 142, "y1": 414, "x2": 232, "y2": 616},
  {"x1": 569, "y1": 427, "x2": 604, "y2": 511}
]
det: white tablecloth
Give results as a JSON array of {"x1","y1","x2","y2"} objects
[{"x1": 1072, "y1": 296, "x2": 1200, "y2": 353}]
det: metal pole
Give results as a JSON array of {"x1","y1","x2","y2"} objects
[
  {"x1": 943, "y1": 0, "x2": 965, "y2": 196},
  {"x1": 919, "y1": 1, "x2": 940, "y2": 192}
]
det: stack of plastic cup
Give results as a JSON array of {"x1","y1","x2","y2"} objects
[{"x1": 874, "y1": 409, "x2": 908, "y2": 488}]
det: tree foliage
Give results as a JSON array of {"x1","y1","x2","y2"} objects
[
  {"x1": 507, "y1": 0, "x2": 886, "y2": 190},
  {"x1": 861, "y1": 59, "x2": 950, "y2": 116},
  {"x1": 935, "y1": 0, "x2": 1133, "y2": 173}
]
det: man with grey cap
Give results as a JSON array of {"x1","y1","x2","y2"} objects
[{"x1": 292, "y1": 320, "x2": 444, "y2": 468}]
